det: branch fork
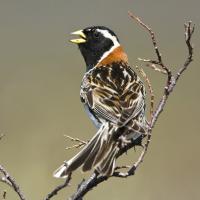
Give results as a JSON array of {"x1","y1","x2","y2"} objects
[
  {"x1": 0, "y1": 12, "x2": 194, "y2": 200},
  {"x1": 65, "y1": 12, "x2": 194, "y2": 200}
]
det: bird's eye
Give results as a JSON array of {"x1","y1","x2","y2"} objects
[{"x1": 93, "y1": 30, "x2": 100, "y2": 38}]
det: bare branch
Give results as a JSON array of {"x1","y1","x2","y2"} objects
[
  {"x1": 128, "y1": 11, "x2": 172, "y2": 91},
  {"x1": 70, "y1": 172, "x2": 105, "y2": 200},
  {"x1": 0, "y1": 165, "x2": 26, "y2": 200},
  {"x1": 2, "y1": 190, "x2": 7, "y2": 199},
  {"x1": 114, "y1": 165, "x2": 131, "y2": 171},
  {"x1": 64, "y1": 135, "x2": 87, "y2": 145},
  {"x1": 174, "y1": 21, "x2": 194, "y2": 83},
  {"x1": 135, "y1": 65, "x2": 155, "y2": 119},
  {"x1": 65, "y1": 143, "x2": 85, "y2": 150},
  {"x1": 0, "y1": 12, "x2": 194, "y2": 200},
  {"x1": 0, "y1": 176, "x2": 12, "y2": 187},
  {"x1": 64, "y1": 135, "x2": 87, "y2": 150},
  {"x1": 44, "y1": 173, "x2": 71, "y2": 200},
  {"x1": 67, "y1": 12, "x2": 194, "y2": 200},
  {"x1": 137, "y1": 58, "x2": 167, "y2": 74}
]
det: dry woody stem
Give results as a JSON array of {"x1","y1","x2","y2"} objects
[
  {"x1": 44, "y1": 173, "x2": 72, "y2": 200},
  {"x1": 0, "y1": 165, "x2": 26, "y2": 200},
  {"x1": 67, "y1": 12, "x2": 194, "y2": 200},
  {"x1": 64, "y1": 135, "x2": 87, "y2": 150},
  {"x1": 0, "y1": 11, "x2": 194, "y2": 200}
]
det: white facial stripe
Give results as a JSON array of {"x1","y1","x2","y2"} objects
[
  {"x1": 96, "y1": 29, "x2": 120, "y2": 66},
  {"x1": 97, "y1": 29, "x2": 119, "y2": 47}
]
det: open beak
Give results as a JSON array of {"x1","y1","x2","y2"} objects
[{"x1": 70, "y1": 30, "x2": 86, "y2": 44}]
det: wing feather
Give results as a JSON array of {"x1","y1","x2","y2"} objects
[{"x1": 81, "y1": 63, "x2": 145, "y2": 127}]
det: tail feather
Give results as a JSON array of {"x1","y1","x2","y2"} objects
[
  {"x1": 82, "y1": 132, "x2": 105, "y2": 171},
  {"x1": 53, "y1": 123, "x2": 118, "y2": 178},
  {"x1": 53, "y1": 121, "x2": 145, "y2": 178},
  {"x1": 82, "y1": 126, "x2": 114, "y2": 171},
  {"x1": 93, "y1": 129, "x2": 115, "y2": 167},
  {"x1": 53, "y1": 126, "x2": 102, "y2": 178},
  {"x1": 96, "y1": 145, "x2": 119, "y2": 176},
  {"x1": 53, "y1": 164, "x2": 68, "y2": 178}
]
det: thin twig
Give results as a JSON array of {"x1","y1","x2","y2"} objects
[
  {"x1": 174, "y1": 21, "x2": 194, "y2": 83},
  {"x1": 64, "y1": 135, "x2": 87, "y2": 145},
  {"x1": 64, "y1": 135, "x2": 87, "y2": 150},
  {"x1": 138, "y1": 58, "x2": 167, "y2": 74},
  {"x1": 135, "y1": 65, "x2": 155, "y2": 120},
  {"x1": 65, "y1": 143, "x2": 85, "y2": 150},
  {"x1": 70, "y1": 172, "x2": 105, "y2": 200},
  {"x1": 44, "y1": 173, "x2": 71, "y2": 200},
  {"x1": 0, "y1": 165, "x2": 26, "y2": 200},
  {"x1": 0, "y1": 176, "x2": 12, "y2": 187},
  {"x1": 115, "y1": 165, "x2": 131, "y2": 171},
  {"x1": 0, "y1": 11, "x2": 194, "y2": 200},
  {"x1": 128, "y1": 11, "x2": 172, "y2": 89},
  {"x1": 68, "y1": 12, "x2": 194, "y2": 200},
  {"x1": 2, "y1": 190, "x2": 7, "y2": 199}
]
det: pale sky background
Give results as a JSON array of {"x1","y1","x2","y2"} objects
[{"x1": 0, "y1": 0, "x2": 199, "y2": 200}]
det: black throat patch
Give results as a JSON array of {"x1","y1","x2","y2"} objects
[{"x1": 78, "y1": 39, "x2": 114, "y2": 71}]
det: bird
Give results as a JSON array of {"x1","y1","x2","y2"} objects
[{"x1": 53, "y1": 26, "x2": 147, "y2": 178}]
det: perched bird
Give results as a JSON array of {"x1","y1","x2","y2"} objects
[{"x1": 54, "y1": 26, "x2": 147, "y2": 178}]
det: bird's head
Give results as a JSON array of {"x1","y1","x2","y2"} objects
[{"x1": 70, "y1": 26, "x2": 128, "y2": 70}]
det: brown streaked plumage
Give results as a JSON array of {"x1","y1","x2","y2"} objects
[{"x1": 53, "y1": 26, "x2": 147, "y2": 179}]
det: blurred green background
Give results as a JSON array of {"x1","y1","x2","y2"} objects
[{"x1": 0, "y1": 0, "x2": 199, "y2": 199}]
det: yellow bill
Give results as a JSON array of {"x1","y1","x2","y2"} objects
[{"x1": 70, "y1": 30, "x2": 86, "y2": 44}]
